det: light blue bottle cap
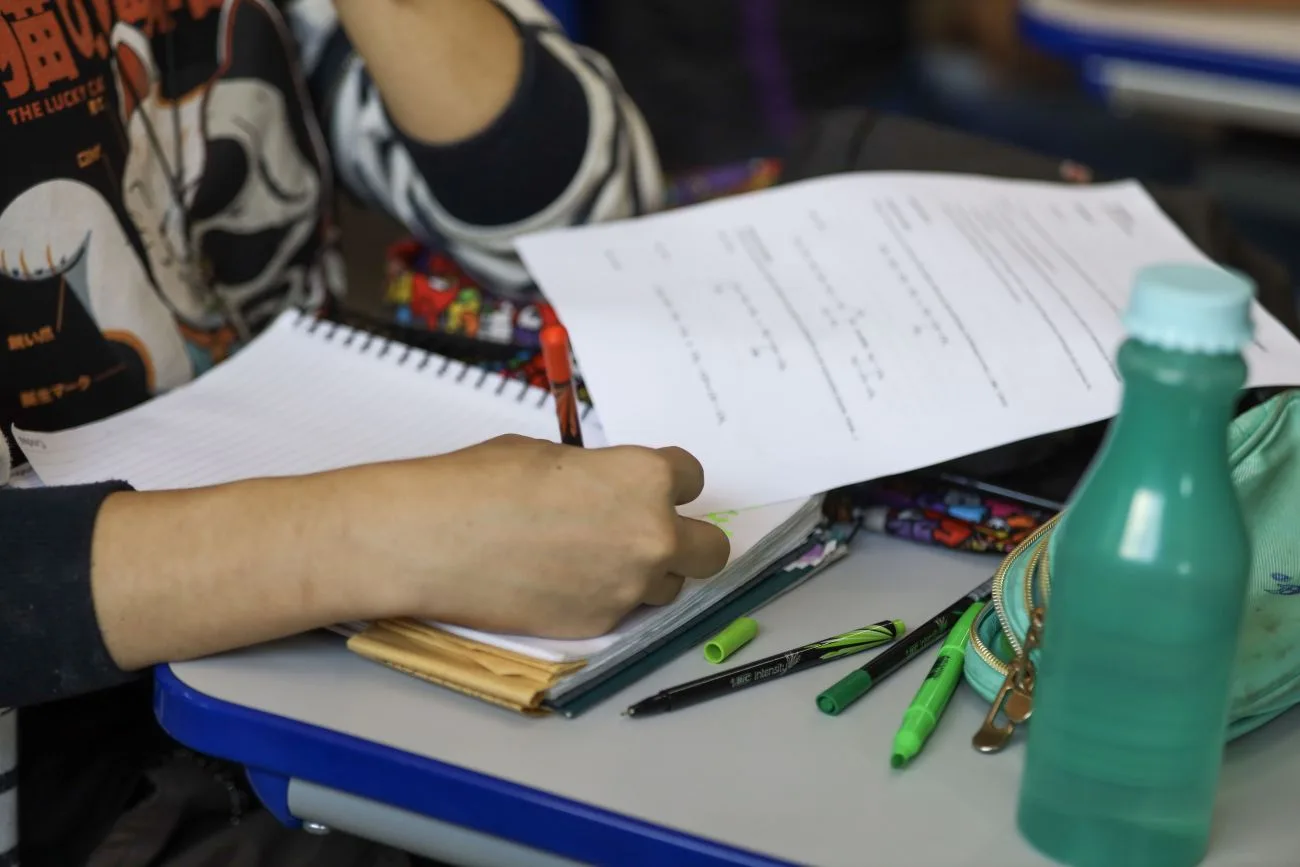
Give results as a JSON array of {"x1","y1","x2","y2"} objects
[{"x1": 1123, "y1": 263, "x2": 1254, "y2": 355}]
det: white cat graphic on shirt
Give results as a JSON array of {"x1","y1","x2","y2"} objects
[{"x1": 0, "y1": 0, "x2": 326, "y2": 391}]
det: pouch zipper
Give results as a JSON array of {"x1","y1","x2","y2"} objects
[
  {"x1": 968, "y1": 393, "x2": 1291, "y2": 754},
  {"x1": 968, "y1": 515, "x2": 1059, "y2": 677},
  {"x1": 970, "y1": 514, "x2": 1060, "y2": 753},
  {"x1": 1024, "y1": 521, "x2": 1052, "y2": 626},
  {"x1": 969, "y1": 387, "x2": 1287, "y2": 679}
]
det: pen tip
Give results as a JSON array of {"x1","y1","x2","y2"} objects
[{"x1": 890, "y1": 753, "x2": 908, "y2": 769}]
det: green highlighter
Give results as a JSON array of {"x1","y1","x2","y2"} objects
[{"x1": 890, "y1": 602, "x2": 985, "y2": 768}]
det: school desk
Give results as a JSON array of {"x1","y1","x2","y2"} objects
[
  {"x1": 154, "y1": 534, "x2": 1300, "y2": 867},
  {"x1": 1021, "y1": 0, "x2": 1300, "y2": 135}
]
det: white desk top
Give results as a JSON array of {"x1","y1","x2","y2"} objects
[
  {"x1": 1024, "y1": 0, "x2": 1300, "y2": 63},
  {"x1": 171, "y1": 535, "x2": 1300, "y2": 867}
]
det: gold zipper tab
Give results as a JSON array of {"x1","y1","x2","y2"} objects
[
  {"x1": 1012, "y1": 607, "x2": 1045, "y2": 720},
  {"x1": 972, "y1": 605, "x2": 1046, "y2": 752},
  {"x1": 973, "y1": 659, "x2": 1023, "y2": 753},
  {"x1": 1004, "y1": 677, "x2": 1034, "y2": 725}
]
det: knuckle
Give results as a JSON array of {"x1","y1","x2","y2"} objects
[
  {"x1": 615, "y1": 446, "x2": 674, "y2": 494},
  {"x1": 631, "y1": 520, "x2": 677, "y2": 567},
  {"x1": 491, "y1": 433, "x2": 546, "y2": 451}
]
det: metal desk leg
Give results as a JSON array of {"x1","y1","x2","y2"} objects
[{"x1": 287, "y1": 779, "x2": 589, "y2": 867}]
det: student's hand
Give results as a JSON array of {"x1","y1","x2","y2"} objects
[
  {"x1": 339, "y1": 436, "x2": 733, "y2": 638},
  {"x1": 89, "y1": 437, "x2": 730, "y2": 672}
]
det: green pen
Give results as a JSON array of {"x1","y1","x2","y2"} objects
[
  {"x1": 816, "y1": 578, "x2": 991, "y2": 716},
  {"x1": 890, "y1": 601, "x2": 985, "y2": 768}
]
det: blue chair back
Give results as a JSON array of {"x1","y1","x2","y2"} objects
[{"x1": 542, "y1": 0, "x2": 582, "y2": 39}]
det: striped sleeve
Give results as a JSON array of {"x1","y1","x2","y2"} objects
[
  {"x1": 284, "y1": 0, "x2": 664, "y2": 295},
  {"x1": 0, "y1": 708, "x2": 13, "y2": 867}
]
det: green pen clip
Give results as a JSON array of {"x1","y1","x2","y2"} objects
[{"x1": 704, "y1": 617, "x2": 759, "y2": 663}]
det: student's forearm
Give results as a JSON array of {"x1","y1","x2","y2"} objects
[
  {"x1": 85, "y1": 438, "x2": 733, "y2": 677},
  {"x1": 90, "y1": 475, "x2": 392, "y2": 671},
  {"x1": 332, "y1": 0, "x2": 524, "y2": 144}
]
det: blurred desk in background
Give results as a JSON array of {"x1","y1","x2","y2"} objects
[{"x1": 1021, "y1": 0, "x2": 1300, "y2": 135}]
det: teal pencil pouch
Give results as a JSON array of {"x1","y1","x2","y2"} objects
[{"x1": 963, "y1": 389, "x2": 1300, "y2": 752}]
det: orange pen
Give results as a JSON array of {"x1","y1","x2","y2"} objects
[{"x1": 539, "y1": 324, "x2": 584, "y2": 447}]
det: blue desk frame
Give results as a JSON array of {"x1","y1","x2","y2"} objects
[
  {"x1": 154, "y1": 665, "x2": 795, "y2": 867},
  {"x1": 1020, "y1": 5, "x2": 1300, "y2": 96}
]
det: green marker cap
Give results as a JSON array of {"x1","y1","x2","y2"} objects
[
  {"x1": 816, "y1": 670, "x2": 873, "y2": 716},
  {"x1": 704, "y1": 617, "x2": 759, "y2": 664}
]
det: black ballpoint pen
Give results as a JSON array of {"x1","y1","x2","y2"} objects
[{"x1": 624, "y1": 619, "x2": 905, "y2": 718}]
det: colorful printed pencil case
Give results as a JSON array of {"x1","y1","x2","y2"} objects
[
  {"x1": 963, "y1": 390, "x2": 1300, "y2": 752},
  {"x1": 829, "y1": 476, "x2": 1056, "y2": 555}
]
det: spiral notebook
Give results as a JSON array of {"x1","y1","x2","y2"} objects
[{"x1": 13, "y1": 311, "x2": 829, "y2": 715}]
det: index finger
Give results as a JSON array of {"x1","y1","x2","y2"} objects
[{"x1": 655, "y1": 446, "x2": 706, "y2": 506}]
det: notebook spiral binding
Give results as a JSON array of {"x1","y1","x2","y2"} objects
[{"x1": 291, "y1": 311, "x2": 594, "y2": 420}]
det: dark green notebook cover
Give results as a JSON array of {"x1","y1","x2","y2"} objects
[{"x1": 545, "y1": 521, "x2": 859, "y2": 718}]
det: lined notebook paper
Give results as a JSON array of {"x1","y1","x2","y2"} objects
[
  {"x1": 14, "y1": 311, "x2": 822, "y2": 666},
  {"x1": 14, "y1": 312, "x2": 590, "y2": 489}
]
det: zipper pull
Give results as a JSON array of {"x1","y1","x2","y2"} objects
[
  {"x1": 973, "y1": 658, "x2": 1022, "y2": 753},
  {"x1": 974, "y1": 606, "x2": 1048, "y2": 752},
  {"x1": 1007, "y1": 607, "x2": 1046, "y2": 724},
  {"x1": 1004, "y1": 671, "x2": 1034, "y2": 724}
]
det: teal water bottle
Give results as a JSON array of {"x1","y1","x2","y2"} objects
[{"x1": 1017, "y1": 264, "x2": 1255, "y2": 867}]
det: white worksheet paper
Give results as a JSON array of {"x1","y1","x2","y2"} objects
[{"x1": 518, "y1": 173, "x2": 1300, "y2": 512}]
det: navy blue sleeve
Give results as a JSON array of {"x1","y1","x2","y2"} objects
[
  {"x1": 0, "y1": 483, "x2": 137, "y2": 708},
  {"x1": 389, "y1": 20, "x2": 592, "y2": 228},
  {"x1": 286, "y1": 0, "x2": 664, "y2": 293}
]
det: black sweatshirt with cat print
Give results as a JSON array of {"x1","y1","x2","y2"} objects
[{"x1": 0, "y1": 1, "x2": 660, "y2": 862}]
